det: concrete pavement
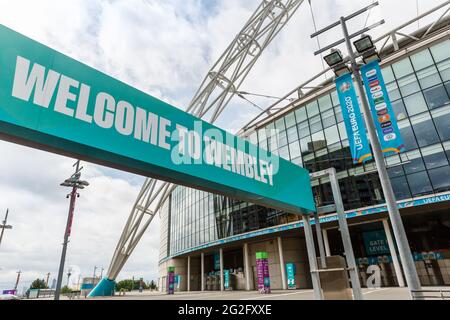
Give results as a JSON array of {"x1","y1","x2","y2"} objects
[{"x1": 85, "y1": 287, "x2": 449, "y2": 300}]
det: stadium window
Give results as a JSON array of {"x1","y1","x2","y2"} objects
[
  {"x1": 431, "y1": 105, "x2": 450, "y2": 141},
  {"x1": 392, "y1": 58, "x2": 414, "y2": 79},
  {"x1": 410, "y1": 49, "x2": 435, "y2": 71},
  {"x1": 403, "y1": 92, "x2": 428, "y2": 116}
]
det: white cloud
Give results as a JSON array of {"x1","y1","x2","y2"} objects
[{"x1": 0, "y1": 0, "x2": 444, "y2": 292}]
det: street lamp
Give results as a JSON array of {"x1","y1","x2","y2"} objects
[
  {"x1": 67, "y1": 268, "x2": 73, "y2": 287},
  {"x1": 93, "y1": 266, "x2": 98, "y2": 283},
  {"x1": 0, "y1": 209, "x2": 13, "y2": 249},
  {"x1": 323, "y1": 49, "x2": 351, "y2": 76},
  {"x1": 353, "y1": 34, "x2": 381, "y2": 64},
  {"x1": 311, "y1": 2, "x2": 422, "y2": 299},
  {"x1": 54, "y1": 160, "x2": 89, "y2": 300}
]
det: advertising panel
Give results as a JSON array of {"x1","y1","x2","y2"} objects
[{"x1": 335, "y1": 73, "x2": 373, "y2": 164}]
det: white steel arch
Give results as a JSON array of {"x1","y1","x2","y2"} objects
[{"x1": 106, "y1": 0, "x2": 306, "y2": 281}]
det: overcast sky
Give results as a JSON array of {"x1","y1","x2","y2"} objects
[{"x1": 0, "y1": 0, "x2": 446, "y2": 292}]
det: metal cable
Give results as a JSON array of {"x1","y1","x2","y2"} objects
[
  {"x1": 308, "y1": 0, "x2": 328, "y2": 79},
  {"x1": 364, "y1": 0, "x2": 377, "y2": 28},
  {"x1": 238, "y1": 91, "x2": 296, "y2": 102},
  {"x1": 417, "y1": 0, "x2": 420, "y2": 29}
]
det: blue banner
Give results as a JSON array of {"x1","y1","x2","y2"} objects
[
  {"x1": 224, "y1": 270, "x2": 230, "y2": 289},
  {"x1": 214, "y1": 253, "x2": 220, "y2": 271},
  {"x1": 286, "y1": 263, "x2": 296, "y2": 290},
  {"x1": 361, "y1": 60, "x2": 405, "y2": 156},
  {"x1": 335, "y1": 73, "x2": 373, "y2": 164}
]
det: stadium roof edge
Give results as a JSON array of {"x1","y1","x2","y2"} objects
[{"x1": 239, "y1": 10, "x2": 450, "y2": 138}]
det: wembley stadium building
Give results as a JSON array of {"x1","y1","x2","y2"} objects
[{"x1": 157, "y1": 11, "x2": 450, "y2": 293}]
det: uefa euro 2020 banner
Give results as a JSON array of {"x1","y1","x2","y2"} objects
[
  {"x1": 335, "y1": 72, "x2": 373, "y2": 164},
  {"x1": 361, "y1": 61, "x2": 405, "y2": 156}
]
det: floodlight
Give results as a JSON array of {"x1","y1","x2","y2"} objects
[
  {"x1": 323, "y1": 49, "x2": 344, "y2": 67},
  {"x1": 353, "y1": 35, "x2": 380, "y2": 64},
  {"x1": 324, "y1": 49, "x2": 351, "y2": 77},
  {"x1": 79, "y1": 180, "x2": 90, "y2": 187},
  {"x1": 60, "y1": 182, "x2": 73, "y2": 187},
  {"x1": 353, "y1": 35, "x2": 374, "y2": 53}
]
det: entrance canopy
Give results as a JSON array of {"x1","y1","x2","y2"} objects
[{"x1": 0, "y1": 24, "x2": 315, "y2": 215}]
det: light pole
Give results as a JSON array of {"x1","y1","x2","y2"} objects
[
  {"x1": 311, "y1": 2, "x2": 422, "y2": 298},
  {"x1": 67, "y1": 267, "x2": 73, "y2": 287},
  {"x1": 45, "y1": 273, "x2": 51, "y2": 288},
  {"x1": 0, "y1": 209, "x2": 13, "y2": 249},
  {"x1": 77, "y1": 274, "x2": 82, "y2": 291},
  {"x1": 54, "y1": 160, "x2": 90, "y2": 300},
  {"x1": 14, "y1": 270, "x2": 21, "y2": 292},
  {"x1": 92, "y1": 266, "x2": 98, "y2": 284}
]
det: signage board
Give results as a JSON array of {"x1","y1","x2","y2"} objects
[
  {"x1": 335, "y1": 72, "x2": 373, "y2": 164},
  {"x1": 361, "y1": 61, "x2": 405, "y2": 156},
  {"x1": 362, "y1": 230, "x2": 390, "y2": 256},
  {"x1": 224, "y1": 270, "x2": 230, "y2": 289},
  {"x1": 2, "y1": 289, "x2": 16, "y2": 295},
  {"x1": 167, "y1": 267, "x2": 175, "y2": 295},
  {"x1": 256, "y1": 252, "x2": 270, "y2": 294},
  {"x1": 286, "y1": 263, "x2": 296, "y2": 290},
  {"x1": 0, "y1": 24, "x2": 315, "y2": 215}
]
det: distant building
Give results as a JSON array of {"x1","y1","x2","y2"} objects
[{"x1": 80, "y1": 277, "x2": 101, "y2": 297}]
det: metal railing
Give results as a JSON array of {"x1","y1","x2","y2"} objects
[
  {"x1": 374, "y1": 0, "x2": 450, "y2": 53},
  {"x1": 412, "y1": 289, "x2": 450, "y2": 300},
  {"x1": 240, "y1": 0, "x2": 450, "y2": 135}
]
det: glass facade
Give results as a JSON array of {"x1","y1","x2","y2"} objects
[
  {"x1": 160, "y1": 39, "x2": 450, "y2": 260},
  {"x1": 158, "y1": 197, "x2": 171, "y2": 261}
]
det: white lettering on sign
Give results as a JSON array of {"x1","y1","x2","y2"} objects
[
  {"x1": 12, "y1": 56, "x2": 60, "y2": 108},
  {"x1": 54, "y1": 75, "x2": 79, "y2": 117},
  {"x1": 345, "y1": 96, "x2": 363, "y2": 151},
  {"x1": 10, "y1": 55, "x2": 278, "y2": 187},
  {"x1": 94, "y1": 92, "x2": 115, "y2": 129}
]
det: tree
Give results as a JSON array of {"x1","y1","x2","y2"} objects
[
  {"x1": 116, "y1": 279, "x2": 151, "y2": 292},
  {"x1": 116, "y1": 279, "x2": 134, "y2": 292},
  {"x1": 30, "y1": 279, "x2": 47, "y2": 289},
  {"x1": 61, "y1": 286, "x2": 72, "y2": 295},
  {"x1": 149, "y1": 280, "x2": 157, "y2": 290}
]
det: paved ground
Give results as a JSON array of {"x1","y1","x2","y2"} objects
[{"x1": 81, "y1": 287, "x2": 449, "y2": 300}]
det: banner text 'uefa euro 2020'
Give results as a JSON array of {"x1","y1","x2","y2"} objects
[{"x1": 11, "y1": 56, "x2": 278, "y2": 186}]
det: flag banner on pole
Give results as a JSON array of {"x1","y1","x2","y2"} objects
[
  {"x1": 335, "y1": 73, "x2": 373, "y2": 164},
  {"x1": 361, "y1": 60, "x2": 405, "y2": 156}
]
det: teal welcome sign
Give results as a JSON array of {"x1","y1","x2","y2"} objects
[{"x1": 0, "y1": 24, "x2": 315, "y2": 215}]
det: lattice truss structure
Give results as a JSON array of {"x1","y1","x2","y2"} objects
[{"x1": 107, "y1": 0, "x2": 306, "y2": 280}]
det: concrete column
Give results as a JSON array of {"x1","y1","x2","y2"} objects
[
  {"x1": 187, "y1": 256, "x2": 191, "y2": 292},
  {"x1": 201, "y1": 253, "x2": 205, "y2": 291},
  {"x1": 277, "y1": 237, "x2": 287, "y2": 290},
  {"x1": 220, "y1": 248, "x2": 224, "y2": 292},
  {"x1": 322, "y1": 229, "x2": 331, "y2": 257},
  {"x1": 302, "y1": 215, "x2": 323, "y2": 300},
  {"x1": 383, "y1": 219, "x2": 406, "y2": 288},
  {"x1": 243, "y1": 243, "x2": 251, "y2": 291}
]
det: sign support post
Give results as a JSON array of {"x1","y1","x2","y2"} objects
[
  {"x1": 310, "y1": 168, "x2": 363, "y2": 300},
  {"x1": 314, "y1": 212, "x2": 327, "y2": 269},
  {"x1": 329, "y1": 168, "x2": 363, "y2": 300},
  {"x1": 302, "y1": 215, "x2": 323, "y2": 300}
]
